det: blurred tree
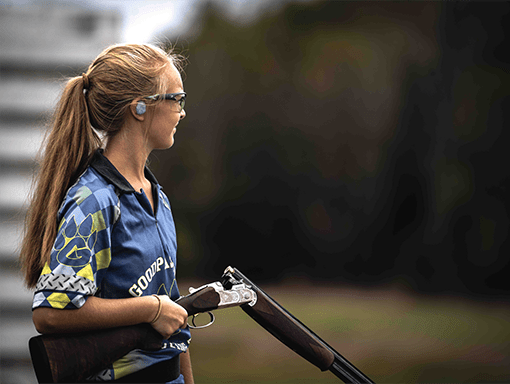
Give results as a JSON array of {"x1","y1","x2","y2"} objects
[{"x1": 153, "y1": 0, "x2": 510, "y2": 297}]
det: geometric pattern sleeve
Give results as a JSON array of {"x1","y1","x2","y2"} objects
[{"x1": 32, "y1": 183, "x2": 120, "y2": 310}]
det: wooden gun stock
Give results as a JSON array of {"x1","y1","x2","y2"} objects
[
  {"x1": 222, "y1": 267, "x2": 374, "y2": 383},
  {"x1": 29, "y1": 286, "x2": 222, "y2": 383}
]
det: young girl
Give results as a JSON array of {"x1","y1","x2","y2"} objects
[{"x1": 20, "y1": 43, "x2": 193, "y2": 383}]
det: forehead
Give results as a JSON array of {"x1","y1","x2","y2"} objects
[{"x1": 164, "y1": 62, "x2": 183, "y2": 92}]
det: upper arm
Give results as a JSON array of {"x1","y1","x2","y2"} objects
[{"x1": 32, "y1": 184, "x2": 119, "y2": 313}]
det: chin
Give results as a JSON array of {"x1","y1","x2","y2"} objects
[{"x1": 152, "y1": 140, "x2": 175, "y2": 151}]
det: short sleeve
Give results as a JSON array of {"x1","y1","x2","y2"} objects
[{"x1": 32, "y1": 183, "x2": 120, "y2": 310}]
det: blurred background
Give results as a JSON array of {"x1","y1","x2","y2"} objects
[{"x1": 1, "y1": 0, "x2": 509, "y2": 383}]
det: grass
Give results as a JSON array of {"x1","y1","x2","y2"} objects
[{"x1": 182, "y1": 280, "x2": 510, "y2": 383}]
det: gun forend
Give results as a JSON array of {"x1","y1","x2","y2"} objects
[{"x1": 221, "y1": 267, "x2": 335, "y2": 370}]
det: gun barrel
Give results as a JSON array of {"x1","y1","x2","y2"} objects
[
  {"x1": 330, "y1": 352, "x2": 375, "y2": 383},
  {"x1": 222, "y1": 267, "x2": 374, "y2": 384}
]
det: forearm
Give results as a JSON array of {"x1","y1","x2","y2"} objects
[
  {"x1": 180, "y1": 349, "x2": 194, "y2": 384},
  {"x1": 32, "y1": 295, "x2": 157, "y2": 334}
]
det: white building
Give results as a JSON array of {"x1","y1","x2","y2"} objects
[{"x1": 0, "y1": 4, "x2": 120, "y2": 382}]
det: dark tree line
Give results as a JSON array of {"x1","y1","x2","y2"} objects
[{"x1": 152, "y1": 1, "x2": 510, "y2": 298}]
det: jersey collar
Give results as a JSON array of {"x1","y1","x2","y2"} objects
[{"x1": 90, "y1": 149, "x2": 159, "y2": 193}]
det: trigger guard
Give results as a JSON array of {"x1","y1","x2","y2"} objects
[{"x1": 189, "y1": 312, "x2": 215, "y2": 329}]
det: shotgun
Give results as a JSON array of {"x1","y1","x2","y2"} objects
[
  {"x1": 29, "y1": 281, "x2": 256, "y2": 383},
  {"x1": 30, "y1": 268, "x2": 374, "y2": 383},
  {"x1": 221, "y1": 266, "x2": 374, "y2": 383}
]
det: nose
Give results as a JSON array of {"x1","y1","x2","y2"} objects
[{"x1": 179, "y1": 108, "x2": 186, "y2": 120}]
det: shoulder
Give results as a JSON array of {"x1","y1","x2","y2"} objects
[{"x1": 58, "y1": 167, "x2": 120, "y2": 223}]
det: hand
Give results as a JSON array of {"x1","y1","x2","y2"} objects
[{"x1": 149, "y1": 295, "x2": 188, "y2": 339}]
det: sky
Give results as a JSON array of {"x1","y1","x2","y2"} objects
[
  {"x1": 4, "y1": 0, "x2": 307, "y2": 43},
  {"x1": 82, "y1": 0, "x2": 202, "y2": 42}
]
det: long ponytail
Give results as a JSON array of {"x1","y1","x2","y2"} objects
[{"x1": 20, "y1": 75, "x2": 100, "y2": 288}]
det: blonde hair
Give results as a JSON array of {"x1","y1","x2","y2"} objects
[{"x1": 20, "y1": 43, "x2": 184, "y2": 288}]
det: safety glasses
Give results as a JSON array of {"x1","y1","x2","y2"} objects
[{"x1": 145, "y1": 92, "x2": 186, "y2": 112}]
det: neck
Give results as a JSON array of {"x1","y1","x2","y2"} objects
[{"x1": 103, "y1": 131, "x2": 151, "y2": 191}]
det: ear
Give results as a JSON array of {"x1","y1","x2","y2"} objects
[{"x1": 129, "y1": 99, "x2": 146, "y2": 121}]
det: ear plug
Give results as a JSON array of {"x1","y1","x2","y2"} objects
[{"x1": 136, "y1": 101, "x2": 146, "y2": 115}]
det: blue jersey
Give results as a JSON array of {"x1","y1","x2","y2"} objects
[{"x1": 32, "y1": 150, "x2": 191, "y2": 381}]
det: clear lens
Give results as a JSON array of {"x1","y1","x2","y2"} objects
[{"x1": 146, "y1": 93, "x2": 185, "y2": 112}]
